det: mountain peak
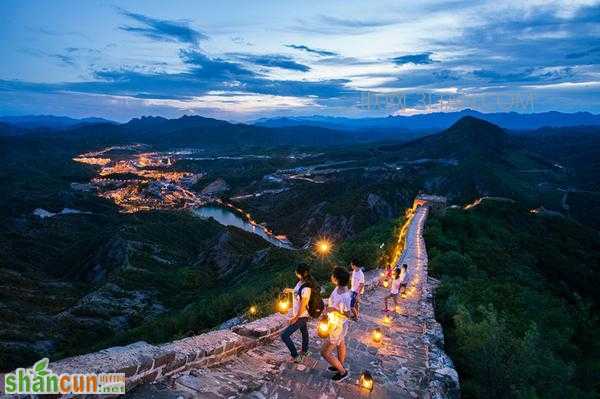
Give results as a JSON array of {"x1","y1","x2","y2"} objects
[{"x1": 441, "y1": 116, "x2": 508, "y2": 154}]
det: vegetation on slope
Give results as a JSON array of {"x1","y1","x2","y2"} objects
[{"x1": 425, "y1": 201, "x2": 600, "y2": 398}]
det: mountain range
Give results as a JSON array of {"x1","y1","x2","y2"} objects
[
  {"x1": 254, "y1": 109, "x2": 600, "y2": 131},
  {"x1": 0, "y1": 115, "x2": 116, "y2": 130}
]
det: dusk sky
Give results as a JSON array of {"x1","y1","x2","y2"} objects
[{"x1": 2, "y1": 0, "x2": 599, "y2": 121}]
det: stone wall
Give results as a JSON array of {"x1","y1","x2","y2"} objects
[
  {"x1": 0, "y1": 314, "x2": 289, "y2": 399},
  {"x1": 1, "y1": 198, "x2": 460, "y2": 399}
]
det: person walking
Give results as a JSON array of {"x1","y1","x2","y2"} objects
[
  {"x1": 399, "y1": 263, "x2": 408, "y2": 296},
  {"x1": 281, "y1": 263, "x2": 313, "y2": 363},
  {"x1": 321, "y1": 266, "x2": 352, "y2": 382},
  {"x1": 350, "y1": 259, "x2": 365, "y2": 319},
  {"x1": 384, "y1": 267, "x2": 401, "y2": 312}
]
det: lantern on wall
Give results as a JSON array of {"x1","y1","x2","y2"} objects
[
  {"x1": 358, "y1": 370, "x2": 374, "y2": 391},
  {"x1": 317, "y1": 316, "x2": 330, "y2": 338},
  {"x1": 382, "y1": 280, "x2": 389, "y2": 288},
  {"x1": 371, "y1": 327, "x2": 383, "y2": 343},
  {"x1": 248, "y1": 305, "x2": 257, "y2": 316},
  {"x1": 383, "y1": 314, "x2": 392, "y2": 325}
]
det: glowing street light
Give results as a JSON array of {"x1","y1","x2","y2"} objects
[{"x1": 315, "y1": 239, "x2": 331, "y2": 255}]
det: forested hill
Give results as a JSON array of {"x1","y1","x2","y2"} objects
[{"x1": 425, "y1": 199, "x2": 600, "y2": 398}]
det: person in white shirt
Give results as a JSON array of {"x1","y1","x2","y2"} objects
[
  {"x1": 384, "y1": 267, "x2": 402, "y2": 312},
  {"x1": 350, "y1": 259, "x2": 365, "y2": 318},
  {"x1": 320, "y1": 266, "x2": 352, "y2": 382},
  {"x1": 280, "y1": 264, "x2": 312, "y2": 363}
]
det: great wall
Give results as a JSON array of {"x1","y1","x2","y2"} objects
[{"x1": 1, "y1": 196, "x2": 459, "y2": 398}]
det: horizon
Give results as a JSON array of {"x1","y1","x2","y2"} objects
[{"x1": 2, "y1": 1, "x2": 600, "y2": 121}]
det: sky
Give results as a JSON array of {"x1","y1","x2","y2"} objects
[{"x1": 1, "y1": 0, "x2": 599, "y2": 121}]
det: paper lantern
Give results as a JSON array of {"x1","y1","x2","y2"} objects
[
  {"x1": 359, "y1": 370, "x2": 374, "y2": 391},
  {"x1": 317, "y1": 316, "x2": 330, "y2": 338},
  {"x1": 277, "y1": 292, "x2": 290, "y2": 314},
  {"x1": 372, "y1": 327, "x2": 383, "y2": 343}
]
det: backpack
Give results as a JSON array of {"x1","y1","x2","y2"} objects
[{"x1": 299, "y1": 280, "x2": 324, "y2": 319}]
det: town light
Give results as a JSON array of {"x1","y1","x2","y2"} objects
[
  {"x1": 395, "y1": 304, "x2": 401, "y2": 313},
  {"x1": 317, "y1": 316, "x2": 330, "y2": 338},
  {"x1": 249, "y1": 305, "x2": 257, "y2": 316},
  {"x1": 359, "y1": 370, "x2": 374, "y2": 391},
  {"x1": 383, "y1": 314, "x2": 392, "y2": 325},
  {"x1": 372, "y1": 327, "x2": 383, "y2": 343},
  {"x1": 383, "y1": 280, "x2": 389, "y2": 288}
]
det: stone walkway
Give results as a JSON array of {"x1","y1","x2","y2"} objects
[{"x1": 128, "y1": 207, "x2": 440, "y2": 399}]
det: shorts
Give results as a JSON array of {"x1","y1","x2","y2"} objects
[
  {"x1": 328, "y1": 321, "x2": 348, "y2": 346},
  {"x1": 350, "y1": 291, "x2": 359, "y2": 308}
]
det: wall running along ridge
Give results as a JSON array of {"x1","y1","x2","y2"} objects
[{"x1": 0, "y1": 199, "x2": 459, "y2": 398}]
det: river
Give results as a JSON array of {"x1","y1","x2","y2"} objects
[{"x1": 192, "y1": 206, "x2": 294, "y2": 249}]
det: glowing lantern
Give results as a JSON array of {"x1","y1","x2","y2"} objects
[
  {"x1": 382, "y1": 280, "x2": 389, "y2": 288},
  {"x1": 359, "y1": 370, "x2": 374, "y2": 391},
  {"x1": 383, "y1": 315, "x2": 392, "y2": 325},
  {"x1": 372, "y1": 327, "x2": 383, "y2": 343},
  {"x1": 277, "y1": 293, "x2": 290, "y2": 314},
  {"x1": 317, "y1": 316, "x2": 330, "y2": 338},
  {"x1": 395, "y1": 305, "x2": 401, "y2": 313},
  {"x1": 379, "y1": 271, "x2": 385, "y2": 278},
  {"x1": 249, "y1": 305, "x2": 257, "y2": 316}
]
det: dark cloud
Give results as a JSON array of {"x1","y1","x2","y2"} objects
[
  {"x1": 566, "y1": 46, "x2": 600, "y2": 61},
  {"x1": 118, "y1": 9, "x2": 207, "y2": 45},
  {"x1": 285, "y1": 44, "x2": 338, "y2": 57},
  {"x1": 392, "y1": 52, "x2": 434, "y2": 65},
  {"x1": 228, "y1": 53, "x2": 310, "y2": 72},
  {"x1": 179, "y1": 49, "x2": 255, "y2": 78}
]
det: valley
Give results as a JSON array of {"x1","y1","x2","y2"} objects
[{"x1": 1, "y1": 115, "x2": 599, "y2": 399}]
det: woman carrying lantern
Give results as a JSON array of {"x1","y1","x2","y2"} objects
[{"x1": 320, "y1": 266, "x2": 352, "y2": 382}]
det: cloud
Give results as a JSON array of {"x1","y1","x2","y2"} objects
[
  {"x1": 392, "y1": 52, "x2": 435, "y2": 65},
  {"x1": 292, "y1": 15, "x2": 399, "y2": 35},
  {"x1": 229, "y1": 53, "x2": 310, "y2": 72},
  {"x1": 179, "y1": 49, "x2": 255, "y2": 78},
  {"x1": 118, "y1": 9, "x2": 207, "y2": 45},
  {"x1": 566, "y1": 46, "x2": 600, "y2": 61},
  {"x1": 317, "y1": 15, "x2": 398, "y2": 29},
  {"x1": 284, "y1": 44, "x2": 338, "y2": 57}
]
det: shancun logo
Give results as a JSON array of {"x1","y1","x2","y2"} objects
[{"x1": 3, "y1": 358, "x2": 125, "y2": 395}]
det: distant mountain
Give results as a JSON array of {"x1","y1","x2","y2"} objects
[
  {"x1": 58, "y1": 114, "x2": 354, "y2": 148},
  {"x1": 254, "y1": 110, "x2": 600, "y2": 131},
  {"x1": 380, "y1": 116, "x2": 510, "y2": 160},
  {"x1": 0, "y1": 115, "x2": 116, "y2": 130}
]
